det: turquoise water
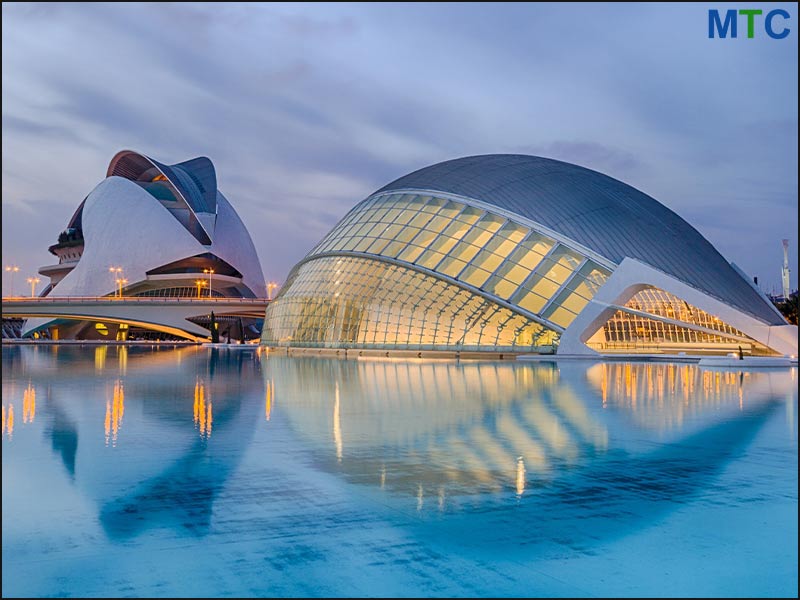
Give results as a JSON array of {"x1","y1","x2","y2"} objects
[{"x1": 1, "y1": 345, "x2": 797, "y2": 598}]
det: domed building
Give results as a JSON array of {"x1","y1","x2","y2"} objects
[
  {"x1": 26, "y1": 150, "x2": 265, "y2": 340},
  {"x1": 262, "y1": 155, "x2": 796, "y2": 357}
]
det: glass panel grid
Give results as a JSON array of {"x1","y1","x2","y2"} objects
[
  {"x1": 262, "y1": 255, "x2": 559, "y2": 351},
  {"x1": 305, "y1": 192, "x2": 612, "y2": 327}
]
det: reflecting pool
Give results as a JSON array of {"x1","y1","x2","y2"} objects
[{"x1": 2, "y1": 345, "x2": 797, "y2": 597}]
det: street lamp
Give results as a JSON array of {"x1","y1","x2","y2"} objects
[
  {"x1": 5, "y1": 265, "x2": 20, "y2": 297},
  {"x1": 26, "y1": 277, "x2": 40, "y2": 298},
  {"x1": 203, "y1": 268, "x2": 214, "y2": 298},
  {"x1": 116, "y1": 278, "x2": 128, "y2": 298},
  {"x1": 267, "y1": 281, "x2": 279, "y2": 300},
  {"x1": 109, "y1": 266, "x2": 123, "y2": 298},
  {"x1": 195, "y1": 279, "x2": 207, "y2": 299}
]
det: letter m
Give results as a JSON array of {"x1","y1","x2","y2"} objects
[{"x1": 709, "y1": 9, "x2": 737, "y2": 38}]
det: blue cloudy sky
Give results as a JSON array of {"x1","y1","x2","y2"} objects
[{"x1": 2, "y1": 2, "x2": 797, "y2": 295}]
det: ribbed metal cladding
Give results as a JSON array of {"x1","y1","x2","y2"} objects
[{"x1": 377, "y1": 155, "x2": 782, "y2": 325}]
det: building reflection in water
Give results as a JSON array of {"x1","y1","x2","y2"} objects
[
  {"x1": 23, "y1": 382, "x2": 36, "y2": 424},
  {"x1": 1, "y1": 344, "x2": 263, "y2": 540},
  {"x1": 262, "y1": 356, "x2": 796, "y2": 512},
  {"x1": 94, "y1": 345, "x2": 107, "y2": 372},
  {"x1": 264, "y1": 378, "x2": 274, "y2": 422},
  {"x1": 2, "y1": 382, "x2": 38, "y2": 440},
  {"x1": 585, "y1": 362, "x2": 787, "y2": 431},
  {"x1": 2, "y1": 403, "x2": 13, "y2": 439},
  {"x1": 262, "y1": 357, "x2": 612, "y2": 504},
  {"x1": 193, "y1": 378, "x2": 212, "y2": 439},
  {"x1": 104, "y1": 380, "x2": 125, "y2": 447},
  {"x1": 1, "y1": 343, "x2": 795, "y2": 548}
]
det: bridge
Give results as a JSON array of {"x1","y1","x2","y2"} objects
[{"x1": 1, "y1": 296, "x2": 269, "y2": 342}]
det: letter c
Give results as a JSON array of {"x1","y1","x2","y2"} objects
[{"x1": 766, "y1": 9, "x2": 790, "y2": 39}]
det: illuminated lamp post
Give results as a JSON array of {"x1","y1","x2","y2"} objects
[
  {"x1": 27, "y1": 277, "x2": 40, "y2": 298},
  {"x1": 195, "y1": 279, "x2": 207, "y2": 299},
  {"x1": 5, "y1": 265, "x2": 20, "y2": 297},
  {"x1": 203, "y1": 268, "x2": 214, "y2": 298},
  {"x1": 116, "y1": 278, "x2": 128, "y2": 298},
  {"x1": 267, "y1": 281, "x2": 279, "y2": 301},
  {"x1": 109, "y1": 266, "x2": 123, "y2": 298}
]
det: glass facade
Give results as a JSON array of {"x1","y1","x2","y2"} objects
[
  {"x1": 588, "y1": 288, "x2": 777, "y2": 355},
  {"x1": 306, "y1": 192, "x2": 611, "y2": 330},
  {"x1": 262, "y1": 256, "x2": 558, "y2": 351}
]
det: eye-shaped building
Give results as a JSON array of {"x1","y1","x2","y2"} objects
[
  {"x1": 262, "y1": 154, "x2": 797, "y2": 357},
  {"x1": 26, "y1": 150, "x2": 265, "y2": 340}
]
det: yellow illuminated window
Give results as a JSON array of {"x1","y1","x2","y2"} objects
[
  {"x1": 416, "y1": 250, "x2": 446, "y2": 270},
  {"x1": 495, "y1": 222, "x2": 528, "y2": 243},
  {"x1": 438, "y1": 257, "x2": 468, "y2": 278},
  {"x1": 437, "y1": 200, "x2": 464, "y2": 219},
  {"x1": 448, "y1": 241, "x2": 481, "y2": 264},
  {"x1": 455, "y1": 207, "x2": 483, "y2": 225},
  {"x1": 381, "y1": 241, "x2": 406, "y2": 257},
  {"x1": 393, "y1": 210, "x2": 417, "y2": 225},
  {"x1": 420, "y1": 197, "x2": 446, "y2": 213},
  {"x1": 486, "y1": 277, "x2": 518, "y2": 300},
  {"x1": 547, "y1": 306, "x2": 578, "y2": 328},
  {"x1": 530, "y1": 276, "x2": 560, "y2": 299},
  {"x1": 398, "y1": 244, "x2": 427, "y2": 263},
  {"x1": 554, "y1": 292, "x2": 590, "y2": 314},
  {"x1": 366, "y1": 238, "x2": 391, "y2": 254},
  {"x1": 473, "y1": 214, "x2": 505, "y2": 233},
  {"x1": 484, "y1": 236, "x2": 517, "y2": 259},
  {"x1": 517, "y1": 291, "x2": 548, "y2": 314},
  {"x1": 460, "y1": 265, "x2": 492, "y2": 288},
  {"x1": 494, "y1": 262, "x2": 530, "y2": 286},
  {"x1": 470, "y1": 249, "x2": 505, "y2": 273},
  {"x1": 461, "y1": 227, "x2": 493, "y2": 248},
  {"x1": 424, "y1": 215, "x2": 451, "y2": 234}
]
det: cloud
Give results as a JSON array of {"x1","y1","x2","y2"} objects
[{"x1": 1, "y1": 2, "x2": 797, "y2": 292}]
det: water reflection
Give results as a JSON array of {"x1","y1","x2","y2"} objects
[
  {"x1": 2, "y1": 345, "x2": 796, "y2": 556},
  {"x1": 262, "y1": 356, "x2": 796, "y2": 530},
  {"x1": 104, "y1": 380, "x2": 124, "y2": 447},
  {"x1": 263, "y1": 357, "x2": 614, "y2": 496},
  {"x1": 2, "y1": 345, "x2": 263, "y2": 540},
  {"x1": 193, "y1": 378, "x2": 212, "y2": 439},
  {"x1": 23, "y1": 383, "x2": 36, "y2": 424}
]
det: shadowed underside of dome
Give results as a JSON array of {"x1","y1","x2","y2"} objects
[
  {"x1": 107, "y1": 150, "x2": 217, "y2": 218},
  {"x1": 376, "y1": 154, "x2": 781, "y2": 325}
]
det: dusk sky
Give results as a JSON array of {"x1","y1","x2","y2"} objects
[{"x1": 2, "y1": 2, "x2": 797, "y2": 296}]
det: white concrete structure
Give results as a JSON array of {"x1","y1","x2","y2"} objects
[
  {"x1": 263, "y1": 154, "x2": 798, "y2": 358},
  {"x1": 26, "y1": 150, "x2": 265, "y2": 340},
  {"x1": 6, "y1": 297, "x2": 267, "y2": 342}
]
